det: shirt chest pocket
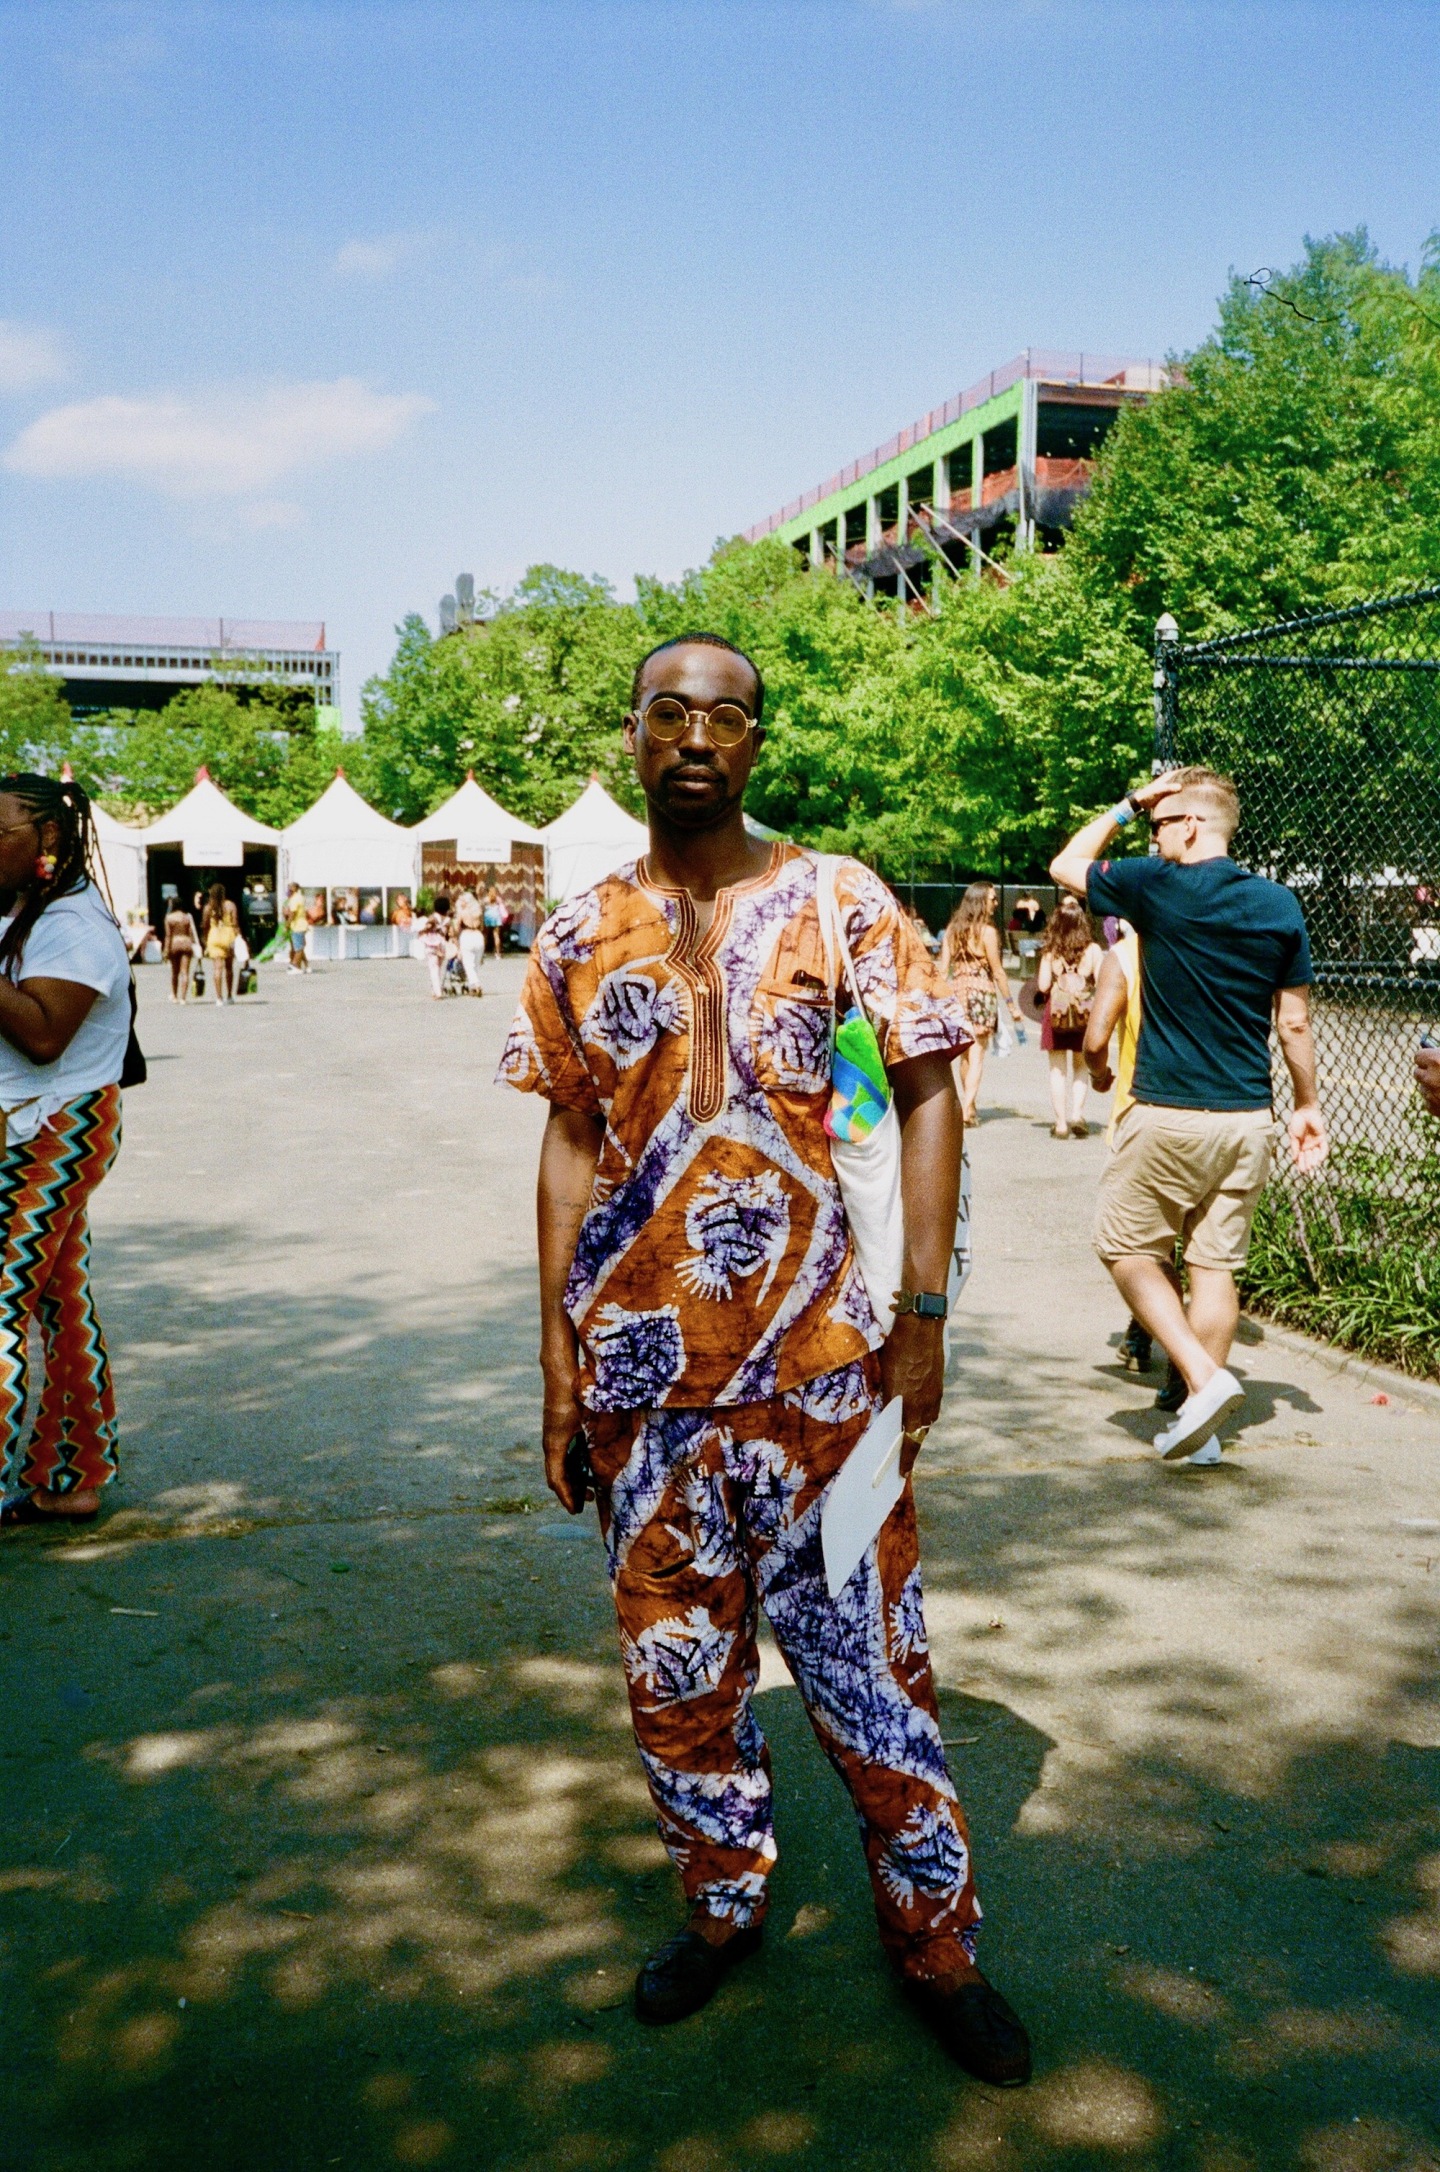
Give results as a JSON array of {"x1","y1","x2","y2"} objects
[{"x1": 750, "y1": 979, "x2": 835, "y2": 1096}]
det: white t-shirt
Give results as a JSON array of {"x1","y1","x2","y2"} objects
[{"x1": 0, "y1": 883, "x2": 130, "y2": 1144}]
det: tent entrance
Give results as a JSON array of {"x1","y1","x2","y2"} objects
[
  {"x1": 148, "y1": 845, "x2": 278, "y2": 943},
  {"x1": 420, "y1": 841, "x2": 543, "y2": 946}
]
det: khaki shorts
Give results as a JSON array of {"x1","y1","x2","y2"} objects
[{"x1": 1094, "y1": 1103, "x2": 1275, "y2": 1273}]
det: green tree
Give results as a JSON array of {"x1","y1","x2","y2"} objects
[
  {"x1": 73, "y1": 681, "x2": 350, "y2": 827},
  {"x1": 1071, "y1": 229, "x2": 1440, "y2": 640},
  {"x1": 361, "y1": 576, "x2": 642, "y2": 825},
  {"x1": 0, "y1": 636, "x2": 74, "y2": 774}
]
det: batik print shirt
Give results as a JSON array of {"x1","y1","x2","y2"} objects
[{"x1": 497, "y1": 843, "x2": 970, "y2": 1413}]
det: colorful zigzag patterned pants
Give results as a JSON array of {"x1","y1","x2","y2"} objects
[
  {"x1": 0, "y1": 1085, "x2": 121, "y2": 1501},
  {"x1": 585, "y1": 1356, "x2": 981, "y2": 1980}
]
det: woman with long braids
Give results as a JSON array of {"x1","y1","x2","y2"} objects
[{"x1": 0, "y1": 775, "x2": 131, "y2": 1525}]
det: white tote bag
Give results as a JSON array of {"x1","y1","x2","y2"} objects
[{"x1": 813, "y1": 855, "x2": 905, "y2": 1331}]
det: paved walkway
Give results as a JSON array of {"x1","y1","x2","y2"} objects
[{"x1": 6, "y1": 963, "x2": 1440, "y2": 2172}]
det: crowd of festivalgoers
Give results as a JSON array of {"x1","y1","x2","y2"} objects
[
  {"x1": 128, "y1": 874, "x2": 522, "y2": 997},
  {"x1": 1, "y1": 639, "x2": 1437, "y2": 2101},
  {"x1": 411, "y1": 884, "x2": 512, "y2": 997}
]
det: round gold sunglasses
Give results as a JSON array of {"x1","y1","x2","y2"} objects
[{"x1": 635, "y1": 696, "x2": 756, "y2": 750}]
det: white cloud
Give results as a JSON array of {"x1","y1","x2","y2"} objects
[
  {"x1": 4, "y1": 377, "x2": 435, "y2": 498},
  {"x1": 333, "y1": 231, "x2": 433, "y2": 280},
  {"x1": 0, "y1": 322, "x2": 68, "y2": 394}
]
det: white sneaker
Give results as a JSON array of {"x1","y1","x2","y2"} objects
[
  {"x1": 1154, "y1": 1367, "x2": 1244, "y2": 1459},
  {"x1": 1184, "y1": 1434, "x2": 1222, "y2": 1466}
]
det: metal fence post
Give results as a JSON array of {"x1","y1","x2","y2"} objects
[{"x1": 1153, "y1": 611, "x2": 1180, "y2": 772}]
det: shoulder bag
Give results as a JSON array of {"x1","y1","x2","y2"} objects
[{"x1": 813, "y1": 854, "x2": 904, "y2": 1331}]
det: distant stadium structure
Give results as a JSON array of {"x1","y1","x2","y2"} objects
[
  {"x1": 0, "y1": 611, "x2": 339, "y2": 718},
  {"x1": 746, "y1": 348, "x2": 1165, "y2": 606}
]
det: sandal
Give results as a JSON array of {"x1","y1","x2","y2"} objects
[{"x1": 1, "y1": 1491, "x2": 100, "y2": 1526}]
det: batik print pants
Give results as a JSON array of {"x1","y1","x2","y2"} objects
[
  {"x1": 0, "y1": 1086, "x2": 122, "y2": 1502},
  {"x1": 585, "y1": 1356, "x2": 981, "y2": 1980}
]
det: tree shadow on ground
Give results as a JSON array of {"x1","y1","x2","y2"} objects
[{"x1": 4, "y1": 1225, "x2": 1440, "y2": 2169}]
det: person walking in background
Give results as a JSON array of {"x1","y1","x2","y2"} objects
[
  {"x1": 1036, "y1": 898, "x2": 1103, "y2": 1138},
  {"x1": 161, "y1": 894, "x2": 199, "y2": 1003},
  {"x1": 500, "y1": 631, "x2": 1029, "y2": 2086},
  {"x1": 283, "y1": 883, "x2": 310, "y2": 973},
  {"x1": 1083, "y1": 921, "x2": 1155, "y2": 1378},
  {"x1": 938, "y1": 883, "x2": 1022, "y2": 1126},
  {"x1": 1007, "y1": 892, "x2": 1047, "y2": 973},
  {"x1": 483, "y1": 885, "x2": 508, "y2": 958},
  {"x1": 0, "y1": 776, "x2": 130, "y2": 1527},
  {"x1": 415, "y1": 895, "x2": 450, "y2": 999},
  {"x1": 454, "y1": 887, "x2": 486, "y2": 996},
  {"x1": 1417, "y1": 1041, "x2": 1440, "y2": 1117},
  {"x1": 201, "y1": 884, "x2": 239, "y2": 1006},
  {"x1": 1051, "y1": 766, "x2": 1327, "y2": 1464}
]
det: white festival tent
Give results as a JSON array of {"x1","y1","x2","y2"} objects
[
  {"x1": 92, "y1": 804, "x2": 147, "y2": 923},
  {"x1": 540, "y1": 776, "x2": 648, "y2": 903},
  {"x1": 410, "y1": 772, "x2": 546, "y2": 864},
  {"x1": 140, "y1": 769, "x2": 283, "y2": 865},
  {"x1": 277, "y1": 768, "x2": 421, "y2": 961},
  {"x1": 281, "y1": 769, "x2": 415, "y2": 892}
]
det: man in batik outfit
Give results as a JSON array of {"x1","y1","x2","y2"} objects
[{"x1": 498, "y1": 633, "x2": 1030, "y2": 2086}]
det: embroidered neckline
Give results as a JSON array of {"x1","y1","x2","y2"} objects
[
  {"x1": 636, "y1": 839, "x2": 788, "y2": 907},
  {"x1": 640, "y1": 843, "x2": 788, "y2": 1124}
]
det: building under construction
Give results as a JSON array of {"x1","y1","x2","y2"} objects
[{"x1": 745, "y1": 349, "x2": 1164, "y2": 603}]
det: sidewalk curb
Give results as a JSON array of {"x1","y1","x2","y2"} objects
[{"x1": 1241, "y1": 1312, "x2": 1440, "y2": 1420}]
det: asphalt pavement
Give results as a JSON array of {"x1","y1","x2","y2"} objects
[{"x1": 5, "y1": 958, "x2": 1439, "y2": 2172}]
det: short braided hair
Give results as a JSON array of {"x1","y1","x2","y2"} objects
[
  {"x1": 0, "y1": 772, "x2": 105, "y2": 978},
  {"x1": 630, "y1": 632, "x2": 765, "y2": 723}
]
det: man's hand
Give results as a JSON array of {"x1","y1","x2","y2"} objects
[
  {"x1": 1288, "y1": 1102, "x2": 1329, "y2": 1173},
  {"x1": 1049, "y1": 771, "x2": 1180, "y2": 895},
  {"x1": 536, "y1": 1102, "x2": 605, "y2": 1514},
  {"x1": 1127, "y1": 769, "x2": 1185, "y2": 816},
  {"x1": 886, "y1": 1053, "x2": 961, "y2": 1477},
  {"x1": 541, "y1": 1344, "x2": 589, "y2": 1512},
  {"x1": 1088, "y1": 1062, "x2": 1115, "y2": 1095},
  {"x1": 1417, "y1": 1047, "x2": 1440, "y2": 1119},
  {"x1": 882, "y1": 1313, "x2": 946, "y2": 1477}
]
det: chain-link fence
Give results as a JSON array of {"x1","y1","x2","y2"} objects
[{"x1": 1157, "y1": 587, "x2": 1440, "y2": 1374}]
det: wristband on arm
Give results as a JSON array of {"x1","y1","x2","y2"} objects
[{"x1": 1109, "y1": 798, "x2": 1138, "y2": 827}]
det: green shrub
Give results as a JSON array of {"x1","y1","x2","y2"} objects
[{"x1": 1240, "y1": 1146, "x2": 1440, "y2": 1378}]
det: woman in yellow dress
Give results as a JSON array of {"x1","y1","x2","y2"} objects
[{"x1": 201, "y1": 883, "x2": 239, "y2": 1006}]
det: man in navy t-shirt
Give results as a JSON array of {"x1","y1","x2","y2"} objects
[{"x1": 1050, "y1": 766, "x2": 1328, "y2": 1464}]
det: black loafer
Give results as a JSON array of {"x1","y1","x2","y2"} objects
[
  {"x1": 634, "y1": 1923, "x2": 763, "y2": 2024},
  {"x1": 905, "y1": 1973, "x2": 1032, "y2": 2086}
]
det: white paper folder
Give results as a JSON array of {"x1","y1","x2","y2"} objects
[{"x1": 821, "y1": 1396, "x2": 906, "y2": 1599}]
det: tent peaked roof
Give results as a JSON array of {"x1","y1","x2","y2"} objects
[
  {"x1": 140, "y1": 774, "x2": 281, "y2": 846},
  {"x1": 540, "y1": 776, "x2": 647, "y2": 848},
  {"x1": 412, "y1": 773, "x2": 544, "y2": 847},
  {"x1": 282, "y1": 770, "x2": 410, "y2": 845},
  {"x1": 93, "y1": 803, "x2": 142, "y2": 844},
  {"x1": 539, "y1": 778, "x2": 648, "y2": 903}
]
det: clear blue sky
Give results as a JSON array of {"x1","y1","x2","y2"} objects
[{"x1": 0, "y1": 0, "x2": 1436, "y2": 724}]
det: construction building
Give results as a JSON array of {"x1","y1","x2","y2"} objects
[
  {"x1": 745, "y1": 349, "x2": 1164, "y2": 603},
  {"x1": 0, "y1": 611, "x2": 339, "y2": 719}
]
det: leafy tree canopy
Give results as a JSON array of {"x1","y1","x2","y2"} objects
[
  {"x1": 5, "y1": 229, "x2": 1430, "y2": 877},
  {"x1": 0, "y1": 636, "x2": 74, "y2": 776},
  {"x1": 1071, "y1": 228, "x2": 1440, "y2": 638}
]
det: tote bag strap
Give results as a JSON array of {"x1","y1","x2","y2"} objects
[{"x1": 812, "y1": 852, "x2": 869, "y2": 1022}]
